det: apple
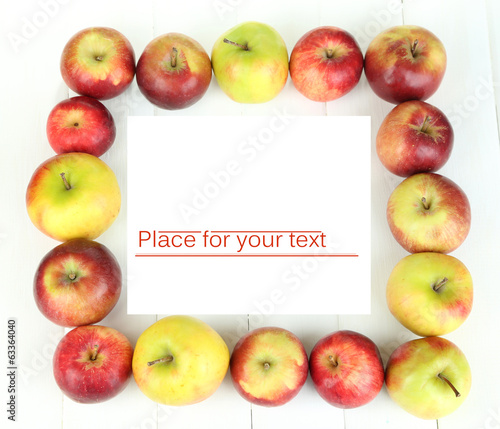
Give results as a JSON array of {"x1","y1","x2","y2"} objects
[
  {"x1": 376, "y1": 100, "x2": 454, "y2": 176},
  {"x1": 364, "y1": 25, "x2": 447, "y2": 104},
  {"x1": 46, "y1": 96, "x2": 116, "y2": 157},
  {"x1": 132, "y1": 315, "x2": 229, "y2": 406},
  {"x1": 136, "y1": 32, "x2": 212, "y2": 110},
  {"x1": 60, "y1": 27, "x2": 135, "y2": 100},
  {"x1": 26, "y1": 152, "x2": 121, "y2": 242},
  {"x1": 309, "y1": 330, "x2": 384, "y2": 409},
  {"x1": 33, "y1": 238, "x2": 122, "y2": 327},
  {"x1": 230, "y1": 327, "x2": 308, "y2": 407},
  {"x1": 53, "y1": 325, "x2": 133, "y2": 403},
  {"x1": 386, "y1": 173, "x2": 471, "y2": 254},
  {"x1": 386, "y1": 252, "x2": 473, "y2": 337},
  {"x1": 289, "y1": 26, "x2": 363, "y2": 102},
  {"x1": 385, "y1": 336, "x2": 472, "y2": 419},
  {"x1": 211, "y1": 21, "x2": 289, "y2": 103}
]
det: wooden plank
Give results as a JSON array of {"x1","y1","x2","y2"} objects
[
  {"x1": 2, "y1": 0, "x2": 499, "y2": 428},
  {"x1": 55, "y1": 0, "x2": 160, "y2": 427},
  {"x1": 486, "y1": 0, "x2": 500, "y2": 138},
  {"x1": 149, "y1": 315, "x2": 250, "y2": 429},
  {"x1": 0, "y1": 2, "x2": 75, "y2": 428},
  {"x1": 249, "y1": 314, "x2": 343, "y2": 429},
  {"x1": 381, "y1": 1, "x2": 500, "y2": 428}
]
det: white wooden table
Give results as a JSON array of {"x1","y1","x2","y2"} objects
[{"x1": 1, "y1": 0, "x2": 500, "y2": 428}]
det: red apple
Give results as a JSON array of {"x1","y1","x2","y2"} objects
[
  {"x1": 230, "y1": 327, "x2": 308, "y2": 407},
  {"x1": 34, "y1": 238, "x2": 122, "y2": 327},
  {"x1": 136, "y1": 32, "x2": 212, "y2": 110},
  {"x1": 376, "y1": 100, "x2": 453, "y2": 176},
  {"x1": 53, "y1": 325, "x2": 133, "y2": 403},
  {"x1": 60, "y1": 27, "x2": 135, "y2": 100},
  {"x1": 364, "y1": 25, "x2": 447, "y2": 104},
  {"x1": 386, "y1": 173, "x2": 471, "y2": 254},
  {"x1": 46, "y1": 96, "x2": 116, "y2": 157},
  {"x1": 309, "y1": 330, "x2": 384, "y2": 409},
  {"x1": 289, "y1": 26, "x2": 363, "y2": 102}
]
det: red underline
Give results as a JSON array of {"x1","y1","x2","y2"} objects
[
  {"x1": 210, "y1": 231, "x2": 323, "y2": 233},
  {"x1": 135, "y1": 253, "x2": 358, "y2": 258},
  {"x1": 157, "y1": 231, "x2": 202, "y2": 233}
]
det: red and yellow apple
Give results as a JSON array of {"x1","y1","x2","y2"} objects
[
  {"x1": 386, "y1": 252, "x2": 473, "y2": 337},
  {"x1": 53, "y1": 325, "x2": 133, "y2": 403},
  {"x1": 385, "y1": 336, "x2": 472, "y2": 419},
  {"x1": 136, "y1": 32, "x2": 212, "y2": 110},
  {"x1": 46, "y1": 96, "x2": 116, "y2": 157},
  {"x1": 386, "y1": 173, "x2": 471, "y2": 254},
  {"x1": 364, "y1": 25, "x2": 447, "y2": 104},
  {"x1": 34, "y1": 238, "x2": 122, "y2": 327},
  {"x1": 309, "y1": 330, "x2": 385, "y2": 409},
  {"x1": 60, "y1": 27, "x2": 135, "y2": 100},
  {"x1": 132, "y1": 315, "x2": 229, "y2": 406},
  {"x1": 289, "y1": 26, "x2": 363, "y2": 102},
  {"x1": 211, "y1": 21, "x2": 289, "y2": 103},
  {"x1": 26, "y1": 152, "x2": 121, "y2": 242},
  {"x1": 376, "y1": 100, "x2": 454, "y2": 176},
  {"x1": 230, "y1": 327, "x2": 308, "y2": 407}
]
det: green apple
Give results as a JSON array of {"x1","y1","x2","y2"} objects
[
  {"x1": 386, "y1": 252, "x2": 473, "y2": 337},
  {"x1": 211, "y1": 21, "x2": 289, "y2": 103},
  {"x1": 132, "y1": 315, "x2": 230, "y2": 406},
  {"x1": 26, "y1": 152, "x2": 121, "y2": 242},
  {"x1": 385, "y1": 336, "x2": 471, "y2": 419}
]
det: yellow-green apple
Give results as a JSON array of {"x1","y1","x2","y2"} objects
[
  {"x1": 309, "y1": 330, "x2": 384, "y2": 409},
  {"x1": 364, "y1": 25, "x2": 447, "y2": 104},
  {"x1": 211, "y1": 21, "x2": 288, "y2": 103},
  {"x1": 386, "y1": 173, "x2": 471, "y2": 254},
  {"x1": 230, "y1": 327, "x2": 308, "y2": 407},
  {"x1": 385, "y1": 336, "x2": 471, "y2": 419},
  {"x1": 60, "y1": 27, "x2": 135, "y2": 100},
  {"x1": 386, "y1": 252, "x2": 473, "y2": 337},
  {"x1": 136, "y1": 33, "x2": 212, "y2": 110},
  {"x1": 376, "y1": 100, "x2": 454, "y2": 176},
  {"x1": 34, "y1": 238, "x2": 122, "y2": 327},
  {"x1": 46, "y1": 96, "x2": 116, "y2": 157},
  {"x1": 132, "y1": 315, "x2": 229, "y2": 406},
  {"x1": 26, "y1": 152, "x2": 121, "y2": 242},
  {"x1": 53, "y1": 325, "x2": 133, "y2": 403},
  {"x1": 289, "y1": 26, "x2": 363, "y2": 102}
]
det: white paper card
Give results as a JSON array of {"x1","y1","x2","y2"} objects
[{"x1": 127, "y1": 115, "x2": 371, "y2": 315}]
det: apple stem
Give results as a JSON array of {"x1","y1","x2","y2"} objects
[
  {"x1": 68, "y1": 273, "x2": 77, "y2": 281},
  {"x1": 60, "y1": 172, "x2": 71, "y2": 191},
  {"x1": 438, "y1": 373, "x2": 461, "y2": 397},
  {"x1": 326, "y1": 48, "x2": 334, "y2": 59},
  {"x1": 147, "y1": 355, "x2": 174, "y2": 367},
  {"x1": 263, "y1": 362, "x2": 271, "y2": 370},
  {"x1": 171, "y1": 47, "x2": 178, "y2": 68},
  {"x1": 411, "y1": 39, "x2": 419, "y2": 57},
  {"x1": 95, "y1": 55, "x2": 103, "y2": 62},
  {"x1": 421, "y1": 116, "x2": 432, "y2": 133},
  {"x1": 433, "y1": 277, "x2": 448, "y2": 292},
  {"x1": 90, "y1": 345, "x2": 99, "y2": 361},
  {"x1": 421, "y1": 197, "x2": 430, "y2": 210},
  {"x1": 223, "y1": 38, "x2": 249, "y2": 51},
  {"x1": 328, "y1": 355, "x2": 338, "y2": 367}
]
